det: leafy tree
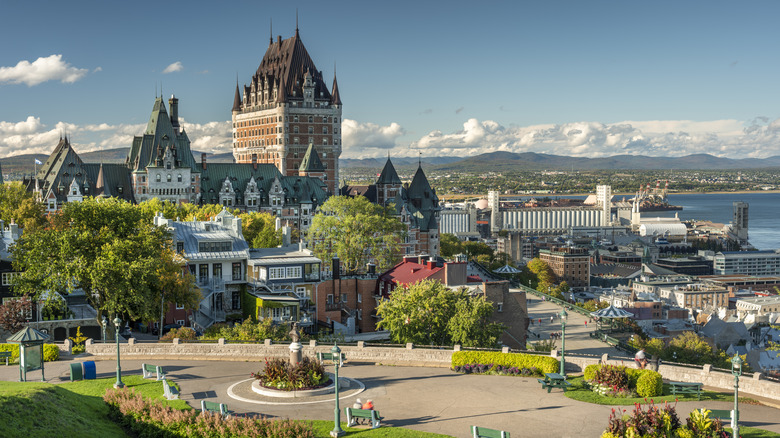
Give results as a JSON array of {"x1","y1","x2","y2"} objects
[
  {"x1": 376, "y1": 280, "x2": 504, "y2": 348},
  {"x1": 239, "y1": 211, "x2": 281, "y2": 248},
  {"x1": 0, "y1": 182, "x2": 45, "y2": 231},
  {"x1": 439, "y1": 233, "x2": 463, "y2": 258},
  {"x1": 308, "y1": 196, "x2": 405, "y2": 274},
  {"x1": 462, "y1": 241, "x2": 493, "y2": 261},
  {"x1": 0, "y1": 296, "x2": 33, "y2": 333},
  {"x1": 527, "y1": 257, "x2": 555, "y2": 292},
  {"x1": 12, "y1": 198, "x2": 199, "y2": 329}
]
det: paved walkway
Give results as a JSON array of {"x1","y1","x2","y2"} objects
[{"x1": 2, "y1": 357, "x2": 778, "y2": 438}]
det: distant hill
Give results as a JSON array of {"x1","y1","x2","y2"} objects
[
  {"x1": 340, "y1": 156, "x2": 461, "y2": 168},
  {"x1": 431, "y1": 151, "x2": 780, "y2": 171}
]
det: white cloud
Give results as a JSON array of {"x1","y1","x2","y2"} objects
[
  {"x1": 404, "y1": 117, "x2": 780, "y2": 159},
  {"x1": 180, "y1": 119, "x2": 232, "y2": 153},
  {"x1": 0, "y1": 54, "x2": 88, "y2": 86},
  {"x1": 162, "y1": 62, "x2": 183, "y2": 74},
  {"x1": 93, "y1": 67, "x2": 102, "y2": 73},
  {"x1": 341, "y1": 119, "x2": 405, "y2": 157}
]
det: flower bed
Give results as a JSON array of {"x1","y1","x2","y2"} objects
[
  {"x1": 251, "y1": 357, "x2": 328, "y2": 391},
  {"x1": 584, "y1": 364, "x2": 663, "y2": 398},
  {"x1": 453, "y1": 363, "x2": 543, "y2": 377},
  {"x1": 602, "y1": 401, "x2": 727, "y2": 438}
]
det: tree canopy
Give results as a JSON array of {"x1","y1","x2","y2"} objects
[
  {"x1": 0, "y1": 182, "x2": 46, "y2": 231},
  {"x1": 526, "y1": 257, "x2": 555, "y2": 293},
  {"x1": 12, "y1": 198, "x2": 199, "y2": 325},
  {"x1": 239, "y1": 211, "x2": 282, "y2": 248},
  {"x1": 439, "y1": 233, "x2": 462, "y2": 258},
  {"x1": 376, "y1": 280, "x2": 504, "y2": 348},
  {"x1": 308, "y1": 195, "x2": 405, "y2": 274}
]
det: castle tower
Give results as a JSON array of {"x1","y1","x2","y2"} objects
[{"x1": 232, "y1": 28, "x2": 342, "y2": 194}]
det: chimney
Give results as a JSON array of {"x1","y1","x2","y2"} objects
[
  {"x1": 282, "y1": 225, "x2": 291, "y2": 247},
  {"x1": 252, "y1": 155, "x2": 258, "y2": 170},
  {"x1": 277, "y1": 35, "x2": 282, "y2": 45},
  {"x1": 332, "y1": 257, "x2": 340, "y2": 280},
  {"x1": 201, "y1": 153, "x2": 207, "y2": 170},
  {"x1": 168, "y1": 95, "x2": 179, "y2": 133}
]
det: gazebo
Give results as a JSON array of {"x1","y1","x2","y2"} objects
[
  {"x1": 7, "y1": 326, "x2": 50, "y2": 382},
  {"x1": 590, "y1": 305, "x2": 634, "y2": 332},
  {"x1": 493, "y1": 264, "x2": 522, "y2": 277}
]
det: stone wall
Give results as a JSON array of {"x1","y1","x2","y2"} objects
[{"x1": 85, "y1": 340, "x2": 780, "y2": 401}]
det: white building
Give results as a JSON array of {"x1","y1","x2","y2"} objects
[{"x1": 714, "y1": 250, "x2": 780, "y2": 276}]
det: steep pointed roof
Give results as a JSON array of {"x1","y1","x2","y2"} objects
[
  {"x1": 126, "y1": 97, "x2": 199, "y2": 172},
  {"x1": 232, "y1": 83, "x2": 242, "y2": 112},
  {"x1": 377, "y1": 158, "x2": 401, "y2": 185},
  {"x1": 276, "y1": 75, "x2": 288, "y2": 103},
  {"x1": 299, "y1": 143, "x2": 325, "y2": 172},
  {"x1": 248, "y1": 30, "x2": 332, "y2": 106},
  {"x1": 331, "y1": 73, "x2": 342, "y2": 105}
]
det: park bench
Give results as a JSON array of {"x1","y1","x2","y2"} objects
[
  {"x1": 162, "y1": 379, "x2": 179, "y2": 400},
  {"x1": 345, "y1": 407, "x2": 383, "y2": 429},
  {"x1": 669, "y1": 381, "x2": 703, "y2": 400},
  {"x1": 201, "y1": 400, "x2": 232, "y2": 417},
  {"x1": 317, "y1": 351, "x2": 345, "y2": 367},
  {"x1": 142, "y1": 363, "x2": 165, "y2": 381},
  {"x1": 537, "y1": 373, "x2": 572, "y2": 393},
  {"x1": 707, "y1": 409, "x2": 739, "y2": 428},
  {"x1": 0, "y1": 351, "x2": 11, "y2": 366},
  {"x1": 471, "y1": 425, "x2": 510, "y2": 438}
]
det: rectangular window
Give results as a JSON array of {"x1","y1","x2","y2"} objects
[
  {"x1": 232, "y1": 263, "x2": 242, "y2": 281},
  {"x1": 176, "y1": 303, "x2": 184, "y2": 309},
  {"x1": 213, "y1": 263, "x2": 222, "y2": 281},
  {"x1": 305, "y1": 263, "x2": 320, "y2": 281},
  {"x1": 269, "y1": 267, "x2": 285, "y2": 280},
  {"x1": 326, "y1": 294, "x2": 334, "y2": 304},
  {"x1": 176, "y1": 242, "x2": 184, "y2": 253},
  {"x1": 232, "y1": 291, "x2": 240, "y2": 310},
  {"x1": 198, "y1": 241, "x2": 232, "y2": 252},
  {"x1": 286, "y1": 266, "x2": 302, "y2": 279},
  {"x1": 176, "y1": 319, "x2": 185, "y2": 326},
  {"x1": 1, "y1": 272, "x2": 17, "y2": 286}
]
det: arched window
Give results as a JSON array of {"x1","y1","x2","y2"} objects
[
  {"x1": 177, "y1": 174, "x2": 182, "y2": 183},
  {"x1": 156, "y1": 174, "x2": 161, "y2": 182},
  {"x1": 167, "y1": 174, "x2": 172, "y2": 183}
]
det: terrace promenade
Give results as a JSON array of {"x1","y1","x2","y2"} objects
[{"x1": 2, "y1": 357, "x2": 779, "y2": 438}]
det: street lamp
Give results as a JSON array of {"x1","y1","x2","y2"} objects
[
  {"x1": 101, "y1": 316, "x2": 107, "y2": 343},
  {"x1": 731, "y1": 354, "x2": 743, "y2": 438},
  {"x1": 330, "y1": 343, "x2": 344, "y2": 437},
  {"x1": 113, "y1": 317, "x2": 124, "y2": 389},
  {"x1": 559, "y1": 308, "x2": 568, "y2": 376}
]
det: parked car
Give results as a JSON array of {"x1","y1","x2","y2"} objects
[{"x1": 161, "y1": 323, "x2": 182, "y2": 335}]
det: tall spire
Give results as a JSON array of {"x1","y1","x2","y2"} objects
[
  {"x1": 295, "y1": 9, "x2": 299, "y2": 36},
  {"x1": 233, "y1": 81, "x2": 242, "y2": 112},
  {"x1": 270, "y1": 18, "x2": 273, "y2": 45},
  {"x1": 331, "y1": 64, "x2": 342, "y2": 105}
]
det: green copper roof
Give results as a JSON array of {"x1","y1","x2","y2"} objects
[
  {"x1": 299, "y1": 143, "x2": 325, "y2": 172},
  {"x1": 377, "y1": 158, "x2": 401, "y2": 185},
  {"x1": 7, "y1": 326, "x2": 50, "y2": 343}
]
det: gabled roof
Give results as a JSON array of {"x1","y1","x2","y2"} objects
[
  {"x1": 393, "y1": 164, "x2": 440, "y2": 232},
  {"x1": 299, "y1": 143, "x2": 325, "y2": 172},
  {"x1": 126, "y1": 97, "x2": 198, "y2": 172},
  {"x1": 377, "y1": 158, "x2": 401, "y2": 185}
]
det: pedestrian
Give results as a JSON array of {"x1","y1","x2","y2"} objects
[
  {"x1": 584, "y1": 320, "x2": 588, "y2": 328},
  {"x1": 635, "y1": 349, "x2": 648, "y2": 369},
  {"x1": 353, "y1": 398, "x2": 364, "y2": 424},
  {"x1": 550, "y1": 315, "x2": 554, "y2": 324},
  {"x1": 362, "y1": 399, "x2": 375, "y2": 411},
  {"x1": 539, "y1": 318, "x2": 542, "y2": 324}
]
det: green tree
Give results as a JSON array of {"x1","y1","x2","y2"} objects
[
  {"x1": 308, "y1": 196, "x2": 405, "y2": 274},
  {"x1": 462, "y1": 241, "x2": 493, "y2": 261},
  {"x1": 376, "y1": 280, "x2": 504, "y2": 348},
  {"x1": 12, "y1": 198, "x2": 199, "y2": 328},
  {"x1": 527, "y1": 258, "x2": 555, "y2": 292},
  {"x1": 440, "y1": 233, "x2": 463, "y2": 258},
  {"x1": 0, "y1": 182, "x2": 45, "y2": 231},
  {"x1": 239, "y1": 211, "x2": 281, "y2": 248}
]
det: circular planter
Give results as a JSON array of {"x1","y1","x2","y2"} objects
[{"x1": 251, "y1": 373, "x2": 351, "y2": 398}]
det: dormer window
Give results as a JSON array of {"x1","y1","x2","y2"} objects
[{"x1": 166, "y1": 162, "x2": 172, "y2": 170}]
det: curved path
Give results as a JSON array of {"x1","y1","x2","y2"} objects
[{"x1": 4, "y1": 357, "x2": 779, "y2": 438}]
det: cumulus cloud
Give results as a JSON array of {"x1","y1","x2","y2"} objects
[
  {"x1": 162, "y1": 62, "x2": 183, "y2": 74},
  {"x1": 341, "y1": 119, "x2": 406, "y2": 156},
  {"x1": 0, "y1": 54, "x2": 88, "y2": 86},
  {"x1": 406, "y1": 117, "x2": 780, "y2": 159},
  {"x1": 180, "y1": 119, "x2": 232, "y2": 153}
]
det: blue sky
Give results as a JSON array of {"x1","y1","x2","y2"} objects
[{"x1": 2, "y1": 0, "x2": 780, "y2": 159}]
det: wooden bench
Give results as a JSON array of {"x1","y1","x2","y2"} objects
[
  {"x1": 142, "y1": 363, "x2": 165, "y2": 381},
  {"x1": 317, "y1": 352, "x2": 345, "y2": 367},
  {"x1": 472, "y1": 425, "x2": 510, "y2": 438},
  {"x1": 707, "y1": 409, "x2": 738, "y2": 428},
  {"x1": 669, "y1": 381, "x2": 703, "y2": 400},
  {"x1": 0, "y1": 351, "x2": 11, "y2": 366},
  {"x1": 537, "y1": 373, "x2": 572, "y2": 393},
  {"x1": 201, "y1": 400, "x2": 232, "y2": 417},
  {"x1": 162, "y1": 379, "x2": 179, "y2": 400},
  {"x1": 345, "y1": 407, "x2": 382, "y2": 429}
]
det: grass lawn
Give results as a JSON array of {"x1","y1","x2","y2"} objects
[
  {"x1": 563, "y1": 376, "x2": 760, "y2": 406},
  {"x1": 0, "y1": 376, "x2": 450, "y2": 438}
]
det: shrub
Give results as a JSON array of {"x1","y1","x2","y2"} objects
[
  {"x1": 451, "y1": 351, "x2": 559, "y2": 374},
  {"x1": 636, "y1": 370, "x2": 663, "y2": 397},
  {"x1": 0, "y1": 343, "x2": 58, "y2": 363},
  {"x1": 584, "y1": 364, "x2": 600, "y2": 381},
  {"x1": 69, "y1": 327, "x2": 88, "y2": 354},
  {"x1": 200, "y1": 319, "x2": 290, "y2": 342},
  {"x1": 161, "y1": 327, "x2": 197, "y2": 341},
  {"x1": 104, "y1": 387, "x2": 314, "y2": 437},
  {"x1": 593, "y1": 365, "x2": 630, "y2": 392}
]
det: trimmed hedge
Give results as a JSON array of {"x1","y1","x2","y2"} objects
[
  {"x1": 0, "y1": 343, "x2": 59, "y2": 363},
  {"x1": 452, "y1": 351, "x2": 559, "y2": 374}
]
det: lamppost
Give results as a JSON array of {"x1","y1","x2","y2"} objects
[
  {"x1": 330, "y1": 343, "x2": 344, "y2": 437},
  {"x1": 113, "y1": 317, "x2": 124, "y2": 389},
  {"x1": 101, "y1": 316, "x2": 107, "y2": 343},
  {"x1": 731, "y1": 354, "x2": 743, "y2": 438},
  {"x1": 559, "y1": 308, "x2": 568, "y2": 376}
]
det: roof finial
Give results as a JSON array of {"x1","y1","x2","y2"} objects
[
  {"x1": 155, "y1": 82, "x2": 157, "y2": 98},
  {"x1": 295, "y1": 9, "x2": 299, "y2": 35},
  {"x1": 419, "y1": 151, "x2": 422, "y2": 167},
  {"x1": 270, "y1": 18, "x2": 273, "y2": 45}
]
